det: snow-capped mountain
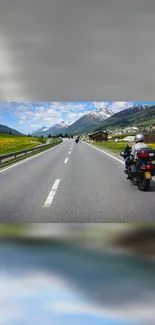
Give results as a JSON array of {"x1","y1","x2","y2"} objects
[
  {"x1": 67, "y1": 120, "x2": 75, "y2": 126},
  {"x1": 32, "y1": 120, "x2": 74, "y2": 137},
  {"x1": 31, "y1": 126, "x2": 49, "y2": 136},
  {"x1": 95, "y1": 104, "x2": 155, "y2": 131},
  {"x1": 87, "y1": 107, "x2": 114, "y2": 121},
  {"x1": 53, "y1": 120, "x2": 74, "y2": 128},
  {"x1": 38, "y1": 126, "x2": 49, "y2": 132},
  {"x1": 67, "y1": 107, "x2": 114, "y2": 134},
  {"x1": 53, "y1": 120, "x2": 67, "y2": 128},
  {"x1": 32, "y1": 108, "x2": 114, "y2": 136},
  {"x1": 132, "y1": 104, "x2": 149, "y2": 111}
]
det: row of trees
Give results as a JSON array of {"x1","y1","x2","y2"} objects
[
  {"x1": 27, "y1": 133, "x2": 74, "y2": 138},
  {"x1": 48, "y1": 133, "x2": 74, "y2": 139}
]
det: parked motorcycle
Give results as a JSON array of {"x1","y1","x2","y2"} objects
[{"x1": 120, "y1": 148, "x2": 155, "y2": 191}]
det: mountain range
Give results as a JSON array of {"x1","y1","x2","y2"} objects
[
  {"x1": 32, "y1": 120, "x2": 75, "y2": 137},
  {"x1": 32, "y1": 105, "x2": 155, "y2": 136},
  {"x1": 32, "y1": 108, "x2": 114, "y2": 136},
  {"x1": 95, "y1": 104, "x2": 155, "y2": 131}
]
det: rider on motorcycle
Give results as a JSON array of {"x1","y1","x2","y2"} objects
[
  {"x1": 124, "y1": 134, "x2": 148, "y2": 178},
  {"x1": 131, "y1": 134, "x2": 148, "y2": 157}
]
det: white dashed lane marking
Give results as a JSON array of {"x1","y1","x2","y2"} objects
[{"x1": 43, "y1": 179, "x2": 60, "y2": 208}]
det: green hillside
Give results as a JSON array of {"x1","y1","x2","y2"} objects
[
  {"x1": 95, "y1": 106, "x2": 155, "y2": 131},
  {"x1": 0, "y1": 124, "x2": 24, "y2": 135}
]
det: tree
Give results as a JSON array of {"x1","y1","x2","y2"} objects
[
  {"x1": 28, "y1": 134, "x2": 30, "y2": 137},
  {"x1": 9, "y1": 131, "x2": 12, "y2": 135},
  {"x1": 48, "y1": 134, "x2": 52, "y2": 138},
  {"x1": 41, "y1": 135, "x2": 44, "y2": 138}
]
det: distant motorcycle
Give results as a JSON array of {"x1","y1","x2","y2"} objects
[
  {"x1": 75, "y1": 138, "x2": 79, "y2": 143},
  {"x1": 120, "y1": 148, "x2": 155, "y2": 191}
]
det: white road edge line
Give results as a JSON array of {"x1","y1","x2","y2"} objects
[
  {"x1": 0, "y1": 142, "x2": 64, "y2": 173},
  {"x1": 69, "y1": 151, "x2": 71, "y2": 154},
  {"x1": 64, "y1": 158, "x2": 68, "y2": 164},
  {"x1": 43, "y1": 179, "x2": 60, "y2": 208},
  {"x1": 83, "y1": 141, "x2": 124, "y2": 164},
  {"x1": 83, "y1": 141, "x2": 155, "y2": 182}
]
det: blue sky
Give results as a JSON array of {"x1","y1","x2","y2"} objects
[{"x1": 0, "y1": 101, "x2": 154, "y2": 134}]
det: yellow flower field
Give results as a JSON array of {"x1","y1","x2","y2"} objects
[{"x1": 0, "y1": 134, "x2": 46, "y2": 155}]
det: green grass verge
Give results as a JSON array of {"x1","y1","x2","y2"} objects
[
  {"x1": 89, "y1": 140, "x2": 155, "y2": 152},
  {"x1": 90, "y1": 140, "x2": 128, "y2": 152},
  {"x1": 50, "y1": 138, "x2": 61, "y2": 144}
]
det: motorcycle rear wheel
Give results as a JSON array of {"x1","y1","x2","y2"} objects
[{"x1": 138, "y1": 178, "x2": 150, "y2": 191}]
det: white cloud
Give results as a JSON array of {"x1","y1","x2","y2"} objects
[
  {"x1": 0, "y1": 102, "x2": 88, "y2": 130},
  {"x1": 30, "y1": 124, "x2": 43, "y2": 129},
  {"x1": 93, "y1": 102, "x2": 109, "y2": 109},
  {"x1": 108, "y1": 102, "x2": 134, "y2": 112},
  {"x1": 67, "y1": 112, "x2": 86, "y2": 119},
  {"x1": 11, "y1": 105, "x2": 62, "y2": 128},
  {"x1": 93, "y1": 101, "x2": 134, "y2": 113},
  {"x1": 50, "y1": 102, "x2": 87, "y2": 113}
]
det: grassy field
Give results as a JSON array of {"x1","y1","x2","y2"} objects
[
  {"x1": 50, "y1": 138, "x2": 61, "y2": 144},
  {"x1": 90, "y1": 140, "x2": 155, "y2": 152},
  {"x1": 0, "y1": 134, "x2": 47, "y2": 155},
  {"x1": 0, "y1": 137, "x2": 63, "y2": 168}
]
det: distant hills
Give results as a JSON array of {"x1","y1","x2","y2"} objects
[
  {"x1": 0, "y1": 124, "x2": 24, "y2": 136},
  {"x1": 95, "y1": 105, "x2": 155, "y2": 131}
]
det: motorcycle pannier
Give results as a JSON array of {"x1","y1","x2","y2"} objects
[{"x1": 137, "y1": 149, "x2": 155, "y2": 159}]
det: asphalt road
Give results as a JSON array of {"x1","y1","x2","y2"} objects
[
  {"x1": 0, "y1": 139, "x2": 155, "y2": 222},
  {"x1": 0, "y1": 0, "x2": 155, "y2": 101}
]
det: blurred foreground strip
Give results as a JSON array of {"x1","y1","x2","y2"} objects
[
  {"x1": 0, "y1": 223, "x2": 155, "y2": 257},
  {"x1": 0, "y1": 224, "x2": 155, "y2": 325}
]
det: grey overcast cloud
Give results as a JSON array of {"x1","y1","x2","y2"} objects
[{"x1": 0, "y1": 0, "x2": 155, "y2": 101}]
